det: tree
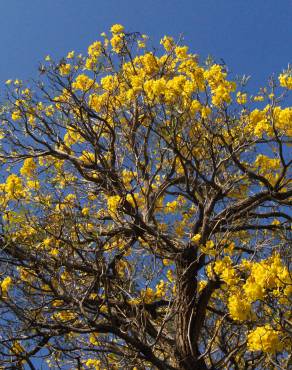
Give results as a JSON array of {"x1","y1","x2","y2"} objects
[{"x1": 0, "y1": 24, "x2": 291, "y2": 369}]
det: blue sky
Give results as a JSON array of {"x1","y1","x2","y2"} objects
[{"x1": 0, "y1": 0, "x2": 291, "y2": 91}]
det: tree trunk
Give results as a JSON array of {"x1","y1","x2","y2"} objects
[{"x1": 174, "y1": 249, "x2": 209, "y2": 370}]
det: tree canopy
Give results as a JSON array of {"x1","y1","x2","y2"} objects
[{"x1": 0, "y1": 24, "x2": 291, "y2": 369}]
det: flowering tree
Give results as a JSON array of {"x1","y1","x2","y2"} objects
[{"x1": 0, "y1": 24, "x2": 291, "y2": 370}]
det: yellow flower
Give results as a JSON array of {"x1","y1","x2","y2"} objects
[
  {"x1": 194, "y1": 233, "x2": 205, "y2": 247},
  {"x1": 1, "y1": 276, "x2": 12, "y2": 297},
  {"x1": 45, "y1": 105, "x2": 55, "y2": 116},
  {"x1": 213, "y1": 256, "x2": 232, "y2": 275},
  {"x1": 49, "y1": 248, "x2": 59, "y2": 257},
  {"x1": 11, "y1": 110, "x2": 22, "y2": 121},
  {"x1": 201, "y1": 240, "x2": 217, "y2": 256},
  {"x1": 66, "y1": 50, "x2": 75, "y2": 59},
  {"x1": 85, "y1": 359, "x2": 101, "y2": 369},
  {"x1": 247, "y1": 108, "x2": 269, "y2": 137},
  {"x1": 253, "y1": 95, "x2": 264, "y2": 102},
  {"x1": 110, "y1": 24, "x2": 124, "y2": 34},
  {"x1": 220, "y1": 266, "x2": 238, "y2": 286},
  {"x1": 11, "y1": 341, "x2": 24, "y2": 354},
  {"x1": 160, "y1": 36, "x2": 174, "y2": 52},
  {"x1": 190, "y1": 100, "x2": 202, "y2": 114},
  {"x1": 247, "y1": 325, "x2": 284, "y2": 354},
  {"x1": 121, "y1": 169, "x2": 136, "y2": 188},
  {"x1": 110, "y1": 33, "x2": 124, "y2": 53},
  {"x1": 165, "y1": 199, "x2": 178, "y2": 213},
  {"x1": 244, "y1": 278, "x2": 265, "y2": 302},
  {"x1": 204, "y1": 64, "x2": 236, "y2": 106},
  {"x1": 100, "y1": 75, "x2": 117, "y2": 91},
  {"x1": 228, "y1": 294, "x2": 251, "y2": 321},
  {"x1": 107, "y1": 195, "x2": 121, "y2": 215},
  {"x1": 175, "y1": 46, "x2": 188, "y2": 59},
  {"x1": 43, "y1": 238, "x2": 52, "y2": 247},
  {"x1": 139, "y1": 52, "x2": 159, "y2": 75},
  {"x1": 89, "y1": 333, "x2": 100, "y2": 346},
  {"x1": 201, "y1": 106, "x2": 211, "y2": 118},
  {"x1": 59, "y1": 64, "x2": 71, "y2": 76},
  {"x1": 155, "y1": 280, "x2": 167, "y2": 298},
  {"x1": 162, "y1": 258, "x2": 172, "y2": 266},
  {"x1": 82, "y1": 207, "x2": 90, "y2": 216},
  {"x1": 198, "y1": 280, "x2": 207, "y2": 292},
  {"x1": 142, "y1": 287, "x2": 155, "y2": 303},
  {"x1": 236, "y1": 91, "x2": 247, "y2": 105},
  {"x1": 144, "y1": 78, "x2": 167, "y2": 99},
  {"x1": 137, "y1": 40, "x2": 146, "y2": 48},
  {"x1": 20, "y1": 158, "x2": 36, "y2": 178},
  {"x1": 88, "y1": 41, "x2": 102, "y2": 58},
  {"x1": 166, "y1": 269, "x2": 175, "y2": 282},
  {"x1": 5, "y1": 174, "x2": 25, "y2": 199},
  {"x1": 279, "y1": 72, "x2": 292, "y2": 89},
  {"x1": 72, "y1": 74, "x2": 95, "y2": 91}
]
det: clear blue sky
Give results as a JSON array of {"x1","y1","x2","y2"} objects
[{"x1": 0, "y1": 0, "x2": 291, "y2": 90}]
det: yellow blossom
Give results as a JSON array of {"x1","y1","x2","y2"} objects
[
  {"x1": 155, "y1": 280, "x2": 167, "y2": 298},
  {"x1": 236, "y1": 91, "x2": 247, "y2": 105},
  {"x1": 201, "y1": 240, "x2": 217, "y2": 256},
  {"x1": 11, "y1": 110, "x2": 22, "y2": 121},
  {"x1": 253, "y1": 95, "x2": 264, "y2": 102},
  {"x1": 5, "y1": 174, "x2": 25, "y2": 199},
  {"x1": 110, "y1": 24, "x2": 124, "y2": 34},
  {"x1": 247, "y1": 325, "x2": 284, "y2": 354},
  {"x1": 85, "y1": 359, "x2": 101, "y2": 369},
  {"x1": 175, "y1": 46, "x2": 188, "y2": 59},
  {"x1": 20, "y1": 158, "x2": 36, "y2": 178},
  {"x1": 82, "y1": 207, "x2": 90, "y2": 216},
  {"x1": 228, "y1": 294, "x2": 251, "y2": 321},
  {"x1": 191, "y1": 233, "x2": 201, "y2": 244},
  {"x1": 0, "y1": 276, "x2": 12, "y2": 297},
  {"x1": 160, "y1": 36, "x2": 174, "y2": 52},
  {"x1": 107, "y1": 195, "x2": 121, "y2": 215},
  {"x1": 11, "y1": 341, "x2": 24, "y2": 354},
  {"x1": 142, "y1": 287, "x2": 155, "y2": 303},
  {"x1": 279, "y1": 72, "x2": 292, "y2": 89},
  {"x1": 162, "y1": 259, "x2": 172, "y2": 266},
  {"x1": 66, "y1": 50, "x2": 75, "y2": 59},
  {"x1": 72, "y1": 74, "x2": 95, "y2": 91},
  {"x1": 50, "y1": 248, "x2": 59, "y2": 257},
  {"x1": 110, "y1": 33, "x2": 124, "y2": 53},
  {"x1": 137, "y1": 40, "x2": 146, "y2": 48},
  {"x1": 88, "y1": 41, "x2": 102, "y2": 58},
  {"x1": 166, "y1": 269, "x2": 175, "y2": 283},
  {"x1": 165, "y1": 199, "x2": 179, "y2": 213},
  {"x1": 59, "y1": 64, "x2": 71, "y2": 76}
]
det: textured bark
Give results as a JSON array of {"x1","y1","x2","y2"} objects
[
  {"x1": 174, "y1": 249, "x2": 207, "y2": 370},
  {"x1": 174, "y1": 248, "x2": 219, "y2": 370}
]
